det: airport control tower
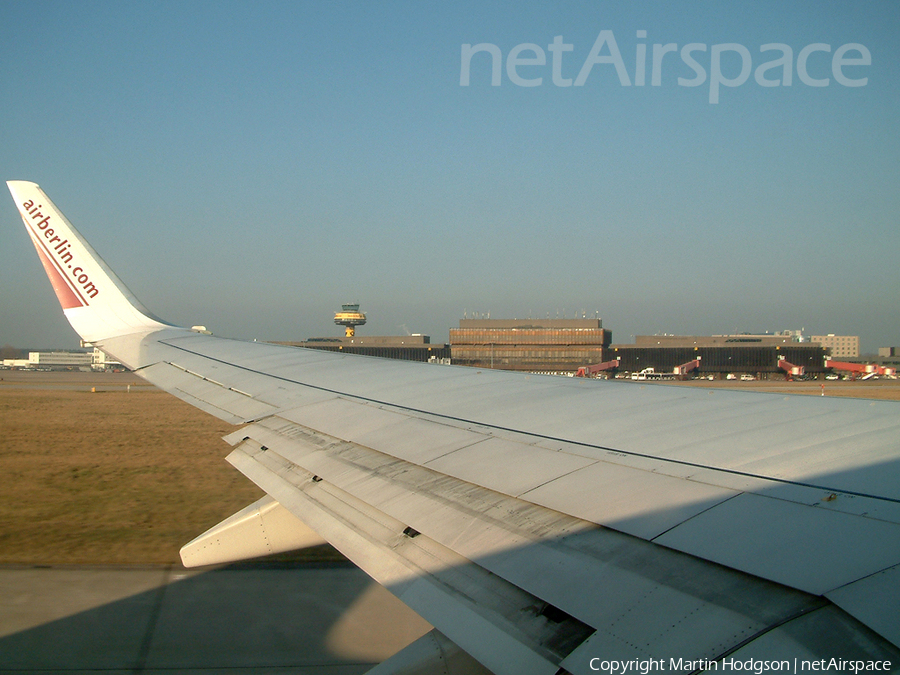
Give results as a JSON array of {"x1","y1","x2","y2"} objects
[{"x1": 334, "y1": 303, "x2": 367, "y2": 337}]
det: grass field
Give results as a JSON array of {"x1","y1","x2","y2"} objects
[
  {"x1": 0, "y1": 372, "x2": 343, "y2": 565},
  {"x1": 1, "y1": 370, "x2": 897, "y2": 565}
]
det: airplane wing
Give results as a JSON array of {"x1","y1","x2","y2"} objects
[{"x1": 8, "y1": 180, "x2": 900, "y2": 675}]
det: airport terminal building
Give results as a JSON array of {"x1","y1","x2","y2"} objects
[
  {"x1": 449, "y1": 319, "x2": 611, "y2": 373},
  {"x1": 448, "y1": 323, "x2": 828, "y2": 378},
  {"x1": 610, "y1": 335, "x2": 828, "y2": 378}
]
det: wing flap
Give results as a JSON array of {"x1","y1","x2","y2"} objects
[
  {"x1": 226, "y1": 440, "x2": 586, "y2": 675},
  {"x1": 365, "y1": 629, "x2": 492, "y2": 675},
  {"x1": 224, "y1": 419, "x2": 851, "y2": 667},
  {"x1": 827, "y1": 564, "x2": 900, "y2": 649},
  {"x1": 716, "y1": 604, "x2": 900, "y2": 665},
  {"x1": 179, "y1": 494, "x2": 327, "y2": 567}
]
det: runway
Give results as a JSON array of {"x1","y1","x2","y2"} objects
[{"x1": 0, "y1": 563, "x2": 431, "y2": 674}]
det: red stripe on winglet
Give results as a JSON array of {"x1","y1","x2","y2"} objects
[{"x1": 31, "y1": 238, "x2": 85, "y2": 309}]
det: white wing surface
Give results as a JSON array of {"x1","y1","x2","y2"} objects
[{"x1": 8, "y1": 180, "x2": 900, "y2": 675}]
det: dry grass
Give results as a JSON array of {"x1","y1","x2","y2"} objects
[
  {"x1": 0, "y1": 386, "x2": 260, "y2": 564},
  {"x1": 0, "y1": 375, "x2": 343, "y2": 565}
]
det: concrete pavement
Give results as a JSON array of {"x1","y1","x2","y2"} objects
[{"x1": 0, "y1": 563, "x2": 431, "y2": 674}]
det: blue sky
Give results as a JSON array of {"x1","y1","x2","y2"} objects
[{"x1": 2, "y1": 1, "x2": 898, "y2": 352}]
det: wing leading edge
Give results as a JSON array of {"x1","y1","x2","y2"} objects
[{"x1": 8, "y1": 181, "x2": 900, "y2": 674}]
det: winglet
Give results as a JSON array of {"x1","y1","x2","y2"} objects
[{"x1": 7, "y1": 181, "x2": 170, "y2": 343}]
